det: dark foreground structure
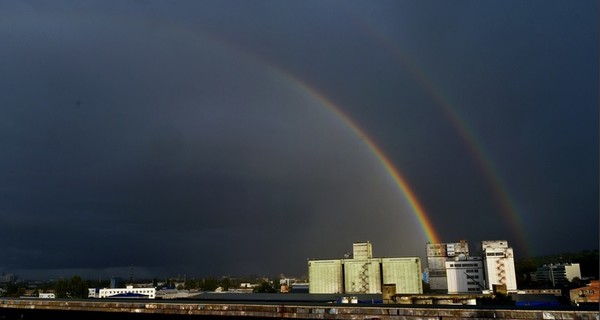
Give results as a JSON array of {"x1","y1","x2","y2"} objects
[{"x1": 0, "y1": 298, "x2": 597, "y2": 320}]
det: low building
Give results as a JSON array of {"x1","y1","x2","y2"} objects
[
  {"x1": 569, "y1": 280, "x2": 599, "y2": 306},
  {"x1": 518, "y1": 288, "x2": 561, "y2": 296},
  {"x1": 89, "y1": 286, "x2": 156, "y2": 299}
]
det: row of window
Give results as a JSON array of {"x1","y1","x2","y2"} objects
[
  {"x1": 101, "y1": 289, "x2": 155, "y2": 295},
  {"x1": 486, "y1": 252, "x2": 505, "y2": 256},
  {"x1": 448, "y1": 263, "x2": 479, "y2": 267}
]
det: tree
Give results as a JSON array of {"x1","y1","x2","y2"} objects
[
  {"x1": 220, "y1": 277, "x2": 231, "y2": 291},
  {"x1": 200, "y1": 277, "x2": 219, "y2": 291},
  {"x1": 253, "y1": 281, "x2": 277, "y2": 293},
  {"x1": 54, "y1": 276, "x2": 88, "y2": 298}
]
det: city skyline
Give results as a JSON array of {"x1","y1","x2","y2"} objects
[{"x1": 0, "y1": 1, "x2": 597, "y2": 280}]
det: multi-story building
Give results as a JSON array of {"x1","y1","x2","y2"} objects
[
  {"x1": 482, "y1": 240, "x2": 517, "y2": 292},
  {"x1": 536, "y1": 263, "x2": 581, "y2": 286},
  {"x1": 0, "y1": 273, "x2": 16, "y2": 283},
  {"x1": 445, "y1": 256, "x2": 485, "y2": 294},
  {"x1": 426, "y1": 240, "x2": 469, "y2": 293},
  {"x1": 308, "y1": 242, "x2": 422, "y2": 294}
]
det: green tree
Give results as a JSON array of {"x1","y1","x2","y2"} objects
[
  {"x1": 253, "y1": 281, "x2": 277, "y2": 293},
  {"x1": 220, "y1": 277, "x2": 231, "y2": 291},
  {"x1": 55, "y1": 278, "x2": 69, "y2": 298},
  {"x1": 201, "y1": 277, "x2": 219, "y2": 291},
  {"x1": 54, "y1": 276, "x2": 88, "y2": 298}
]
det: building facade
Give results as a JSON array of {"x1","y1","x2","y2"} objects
[
  {"x1": 89, "y1": 286, "x2": 156, "y2": 299},
  {"x1": 445, "y1": 257, "x2": 485, "y2": 294},
  {"x1": 426, "y1": 241, "x2": 469, "y2": 293},
  {"x1": 308, "y1": 242, "x2": 422, "y2": 295},
  {"x1": 307, "y1": 259, "x2": 344, "y2": 294},
  {"x1": 569, "y1": 280, "x2": 599, "y2": 306},
  {"x1": 536, "y1": 263, "x2": 581, "y2": 286},
  {"x1": 381, "y1": 257, "x2": 422, "y2": 294},
  {"x1": 482, "y1": 240, "x2": 517, "y2": 292}
]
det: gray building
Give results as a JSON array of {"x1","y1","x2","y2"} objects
[
  {"x1": 536, "y1": 263, "x2": 581, "y2": 286},
  {"x1": 426, "y1": 241, "x2": 469, "y2": 293}
]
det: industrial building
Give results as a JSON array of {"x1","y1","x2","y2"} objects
[
  {"x1": 426, "y1": 240, "x2": 469, "y2": 293},
  {"x1": 426, "y1": 240, "x2": 518, "y2": 294},
  {"x1": 482, "y1": 240, "x2": 517, "y2": 292},
  {"x1": 308, "y1": 242, "x2": 422, "y2": 295},
  {"x1": 445, "y1": 256, "x2": 485, "y2": 294},
  {"x1": 535, "y1": 263, "x2": 581, "y2": 286}
]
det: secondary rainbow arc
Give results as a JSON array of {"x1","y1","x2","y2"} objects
[{"x1": 353, "y1": 17, "x2": 531, "y2": 255}]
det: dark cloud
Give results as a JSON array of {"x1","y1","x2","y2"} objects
[{"x1": 0, "y1": 1, "x2": 597, "y2": 279}]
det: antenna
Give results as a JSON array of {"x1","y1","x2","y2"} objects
[{"x1": 129, "y1": 265, "x2": 134, "y2": 284}]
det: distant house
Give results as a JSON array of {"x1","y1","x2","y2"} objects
[
  {"x1": 569, "y1": 280, "x2": 599, "y2": 306},
  {"x1": 536, "y1": 263, "x2": 581, "y2": 286}
]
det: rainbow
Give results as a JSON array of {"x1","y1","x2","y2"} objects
[
  {"x1": 352, "y1": 17, "x2": 531, "y2": 256},
  {"x1": 282, "y1": 77, "x2": 442, "y2": 244},
  {"x1": 17, "y1": 10, "x2": 442, "y2": 245},
  {"x1": 152, "y1": 16, "x2": 444, "y2": 244}
]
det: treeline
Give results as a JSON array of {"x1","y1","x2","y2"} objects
[
  {"x1": 178, "y1": 277, "x2": 277, "y2": 292},
  {"x1": 179, "y1": 277, "x2": 232, "y2": 291},
  {"x1": 2, "y1": 276, "x2": 107, "y2": 298}
]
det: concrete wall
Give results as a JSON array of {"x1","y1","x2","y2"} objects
[{"x1": 0, "y1": 299, "x2": 597, "y2": 319}]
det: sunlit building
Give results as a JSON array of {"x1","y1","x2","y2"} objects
[
  {"x1": 426, "y1": 240, "x2": 469, "y2": 293},
  {"x1": 89, "y1": 285, "x2": 156, "y2": 299},
  {"x1": 308, "y1": 242, "x2": 422, "y2": 294},
  {"x1": 570, "y1": 280, "x2": 599, "y2": 306},
  {"x1": 445, "y1": 256, "x2": 485, "y2": 293},
  {"x1": 482, "y1": 240, "x2": 517, "y2": 292}
]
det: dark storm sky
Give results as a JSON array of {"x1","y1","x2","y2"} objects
[{"x1": 1, "y1": 1, "x2": 597, "y2": 280}]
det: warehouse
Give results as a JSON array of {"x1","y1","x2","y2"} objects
[{"x1": 308, "y1": 242, "x2": 422, "y2": 294}]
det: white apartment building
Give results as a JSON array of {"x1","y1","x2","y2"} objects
[
  {"x1": 482, "y1": 240, "x2": 517, "y2": 292},
  {"x1": 536, "y1": 263, "x2": 581, "y2": 286},
  {"x1": 445, "y1": 257, "x2": 485, "y2": 294}
]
